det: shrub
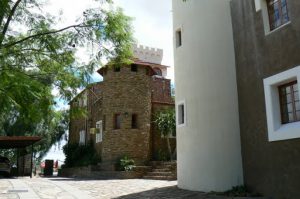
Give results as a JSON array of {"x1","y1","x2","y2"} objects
[
  {"x1": 63, "y1": 142, "x2": 101, "y2": 168},
  {"x1": 154, "y1": 149, "x2": 169, "y2": 161},
  {"x1": 118, "y1": 155, "x2": 135, "y2": 171}
]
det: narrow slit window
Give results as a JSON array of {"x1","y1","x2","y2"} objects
[
  {"x1": 131, "y1": 64, "x2": 138, "y2": 72},
  {"x1": 131, "y1": 114, "x2": 138, "y2": 129},
  {"x1": 114, "y1": 66, "x2": 120, "y2": 72},
  {"x1": 177, "y1": 101, "x2": 186, "y2": 126},
  {"x1": 96, "y1": 120, "x2": 103, "y2": 143},
  {"x1": 103, "y1": 115, "x2": 106, "y2": 131},
  {"x1": 176, "y1": 29, "x2": 182, "y2": 48},
  {"x1": 114, "y1": 114, "x2": 121, "y2": 129}
]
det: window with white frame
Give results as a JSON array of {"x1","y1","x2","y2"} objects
[
  {"x1": 254, "y1": 0, "x2": 290, "y2": 34},
  {"x1": 95, "y1": 120, "x2": 103, "y2": 143},
  {"x1": 264, "y1": 66, "x2": 300, "y2": 142},
  {"x1": 266, "y1": 0, "x2": 289, "y2": 31},
  {"x1": 79, "y1": 130, "x2": 85, "y2": 145},
  {"x1": 177, "y1": 100, "x2": 186, "y2": 127},
  {"x1": 278, "y1": 81, "x2": 300, "y2": 124}
]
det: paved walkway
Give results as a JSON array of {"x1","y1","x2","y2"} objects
[{"x1": 0, "y1": 177, "x2": 263, "y2": 199}]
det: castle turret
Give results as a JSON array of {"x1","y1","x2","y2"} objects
[
  {"x1": 173, "y1": 0, "x2": 243, "y2": 192},
  {"x1": 133, "y1": 44, "x2": 169, "y2": 78}
]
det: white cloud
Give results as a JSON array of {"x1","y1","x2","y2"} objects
[
  {"x1": 45, "y1": 0, "x2": 174, "y2": 81},
  {"x1": 114, "y1": 0, "x2": 174, "y2": 80}
]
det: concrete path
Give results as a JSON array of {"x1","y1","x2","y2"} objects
[
  {"x1": 0, "y1": 177, "x2": 264, "y2": 199},
  {"x1": 0, "y1": 177, "x2": 93, "y2": 199}
]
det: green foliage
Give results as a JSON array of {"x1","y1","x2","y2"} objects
[
  {"x1": 154, "y1": 108, "x2": 176, "y2": 161},
  {"x1": 0, "y1": 0, "x2": 133, "y2": 156},
  {"x1": 154, "y1": 109, "x2": 176, "y2": 138},
  {"x1": 155, "y1": 149, "x2": 168, "y2": 161},
  {"x1": 63, "y1": 142, "x2": 101, "y2": 168},
  {"x1": 118, "y1": 155, "x2": 135, "y2": 171},
  {"x1": 210, "y1": 185, "x2": 262, "y2": 197},
  {"x1": 0, "y1": 149, "x2": 15, "y2": 162},
  {"x1": 224, "y1": 186, "x2": 248, "y2": 197}
]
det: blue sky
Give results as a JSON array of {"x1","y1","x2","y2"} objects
[{"x1": 44, "y1": 0, "x2": 174, "y2": 162}]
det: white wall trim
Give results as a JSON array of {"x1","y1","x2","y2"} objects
[
  {"x1": 79, "y1": 130, "x2": 86, "y2": 145},
  {"x1": 264, "y1": 66, "x2": 300, "y2": 142},
  {"x1": 254, "y1": 0, "x2": 262, "y2": 12}
]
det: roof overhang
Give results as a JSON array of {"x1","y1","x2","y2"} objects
[{"x1": 0, "y1": 136, "x2": 42, "y2": 149}]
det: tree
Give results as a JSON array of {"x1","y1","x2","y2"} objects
[
  {"x1": 154, "y1": 109, "x2": 176, "y2": 161},
  {"x1": 0, "y1": 0, "x2": 133, "y2": 157}
]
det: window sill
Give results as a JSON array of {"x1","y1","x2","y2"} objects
[
  {"x1": 177, "y1": 123, "x2": 186, "y2": 128},
  {"x1": 266, "y1": 21, "x2": 291, "y2": 36},
  {"x1": 269, "y1": 121, "x2": 300, "y2": 142}
]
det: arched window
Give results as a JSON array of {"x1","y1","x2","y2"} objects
[{"x1": 153, "y1": 67, "x2": 162, "y2": 76}]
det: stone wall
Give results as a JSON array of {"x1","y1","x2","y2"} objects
[
  {"x1": 59, "y1": 165, "x2": 147, "y2": 179},
  {"x1": 151, "y1": 77, "x2": 173, "y2": 104},
  {"x1": 100, "y1": 65, "x2": 152, "y2": 165},
  {"x1": 88, "y1": 83, "x2": 103, "y2": 155},
  {"x1": 69, "y1": 83, "x2": 103, "y2": 149},
  {"x1": 69, "y1": 63, "x2": 176, "y2": 170},
  {"x1": 231, "y1": 0, "x2": 300, "y2": 198}
]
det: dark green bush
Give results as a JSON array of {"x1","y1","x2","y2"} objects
[
  {"x1": 118, "y1": 155, "x2": 135, "y2": 171},
  {"x1": 154, "y1": 149, "x2": 169, "y2": 161},
  {"x1": 63, "y1": 142, "x2": 101, "y2": 168}
]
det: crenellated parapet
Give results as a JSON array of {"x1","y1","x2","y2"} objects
[{"x1": 133, "y1": 44, "x2": 163, "y2": 64}]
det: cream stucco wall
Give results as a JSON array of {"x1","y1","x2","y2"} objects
[{"x1": 172, "y1": 0, "x2": 244, "y2": 192}]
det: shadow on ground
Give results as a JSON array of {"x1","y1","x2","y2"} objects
[
  {"x1": 112, "y1": 185, "x2": 210, "y2": 199},
  {"x1": 112, "y1": 186, "x2": 267, "y2": 199},
  {"x1": 47, "y1": 177, "x2": 138, "y2": 181}
]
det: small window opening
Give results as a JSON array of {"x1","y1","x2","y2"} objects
[
  {"x1": 131, "y1": 114, "x2": 138, "y2": 129},
  {"x1": 176, "y1": 29, "x2": 182, "y2": 48},
  {"x1": 103, "y1": 115, "x2": 106, "y2": 131},
  {"x1": 154, "y1": 68, "x2": 162, "y2": 76},
  {"x1": 178, "y1": 103, "x2": 185, "y2": 125},
  {"x1": 114, "y1": 114, "x2": 121, "y2": 129},
  {"x1": 131, "y1": 64, "x2": 138, "y2": 72},
  {"x1": 114, "y1": 66, "x2": 120, "y2": 72},
  {"x1": 146, "y1": 68, "x2": 151, "y2": 75}
]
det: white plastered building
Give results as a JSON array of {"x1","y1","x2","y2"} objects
[{"x1": 172, "y1": 0, "x2": 244, "y2": 192}]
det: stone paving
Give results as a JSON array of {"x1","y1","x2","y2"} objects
[
  {"x1": 0, "y1": 178, "x2": 18, "y2": 199},
  {"x1": 0, "y1": 177, "x2": 263, "y2": 199}
]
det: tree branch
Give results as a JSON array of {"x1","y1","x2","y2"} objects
[
  {"x1": 0, "y1": 0, "x2": 9, "y2": 28},
  {"x1": 0, "y1": 0, "x2": 23, "y2": 46},
  {"x1": 2, "y1": 24, "x2": 90, "y2": 49}
]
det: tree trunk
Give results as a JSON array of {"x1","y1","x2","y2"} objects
[
  {"x1": 172, "y1": 146, "x2": 177, "y2": 160},
  {"x1": 166, "y1": 137, "x2": 172, "y2": 161}
]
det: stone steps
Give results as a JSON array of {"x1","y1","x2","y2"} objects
[
  {"x1": 143, "y1": 175, "x2": 176, "y2": 180},
  {"x1": 142, "y1": 161, "x2": 177, "y2": 181},
  {"x1": 152, "y1": 168, "x2": 170, "y2": 172},
  {"x1": 146, "y1": 171, "x2": 173, "y2": 176},
  {"x1": 154, "y1": 165, "x2": 173, "y2": 169}
]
